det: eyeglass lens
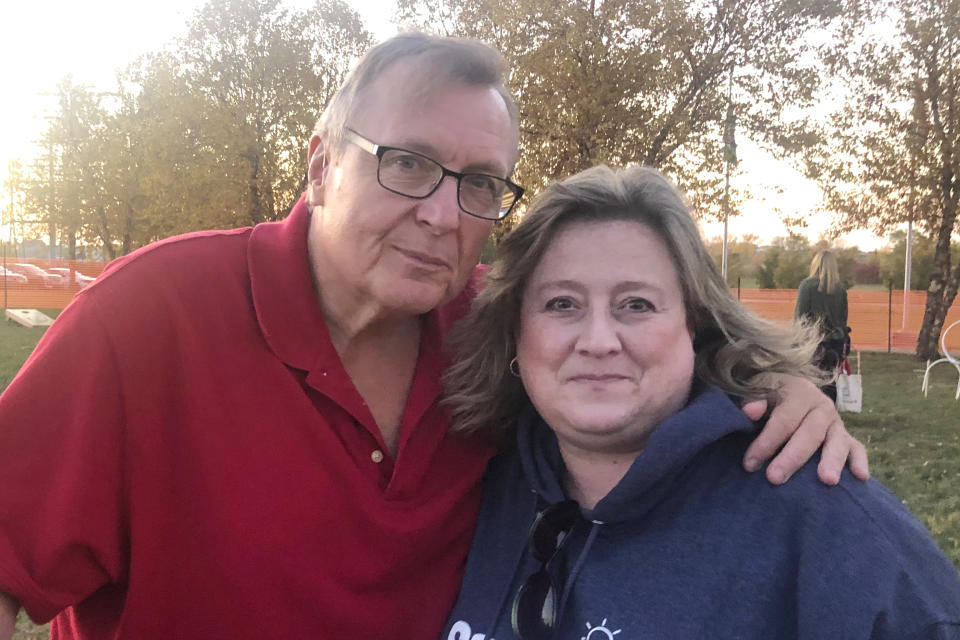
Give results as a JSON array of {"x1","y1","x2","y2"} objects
[{"x1": 378, "y1": 148, "x2": 515, "y2": 218}]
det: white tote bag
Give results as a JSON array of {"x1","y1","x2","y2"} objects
[{"x1": 835, "y1": 351, "x2": 862, "y2": 413}]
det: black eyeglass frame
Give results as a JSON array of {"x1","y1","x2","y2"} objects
[
  {"x1": 510, "y1": 499, "x2": 581, "y2": 640},
  {"x1": 343, "y1": 127, "x2": 524, "y2": 221}
]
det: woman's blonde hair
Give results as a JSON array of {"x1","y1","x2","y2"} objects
[
  {"x1": 809, "y1": 250, "x2": 842, "y2": 295},
  {"x1": 443, "y1": 165, "x2": 824, "y2": 437}
]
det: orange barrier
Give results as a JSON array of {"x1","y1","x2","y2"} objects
[
  {"x1": 3, "y1": 265, "x2": 960, "y2": 354},
  {"x1": 735, "y1": 288, "x2": 960, "y2": 353},
  {"x1": 0, "y1": 259, "x2": 107, "y2": 310}
]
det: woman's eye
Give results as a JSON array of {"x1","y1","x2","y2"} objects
[
  {"x1": 622, "y1": 298, "x2": 654, "y2": 312},
  {"x1": 544, "y1": 297, "x2": 575, "y2": 312}
]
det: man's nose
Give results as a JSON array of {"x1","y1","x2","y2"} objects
[
  {"x1": 414, "y1": 175, "x2": 461, "y2": 232},
  {"x1": 575, "y1": 309, "x2": 622, "y2": 355}
]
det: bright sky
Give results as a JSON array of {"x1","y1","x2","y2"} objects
[
  {"x1": 0, "y1": 0, "x2": 891, "y2": 251},
  {"x1": 698, "y1": 138, "x2": 888, "y2": 251}
]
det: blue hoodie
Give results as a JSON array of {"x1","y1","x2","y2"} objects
[{"x1": 443, "y1": 388, "x2": 960, "y2": 639}]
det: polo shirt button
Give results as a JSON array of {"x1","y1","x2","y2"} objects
[{"x1": 371, "y1": 450, "x2": 384, "y2": 463}]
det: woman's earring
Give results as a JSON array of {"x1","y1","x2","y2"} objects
[{"x1": 509, "y1": 357, "x2": 521, "y2": 377}]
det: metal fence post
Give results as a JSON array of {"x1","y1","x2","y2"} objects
[
  {"x1": 2, "y1": 241, "x2": 6, "y2": 311},
  {"x1": 888, "y1": 282, "x2": 893, "y2": 353}
]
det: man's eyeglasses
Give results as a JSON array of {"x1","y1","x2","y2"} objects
[
  {"x1": 344, "y1": 127, "x2": 524, "y2": 221},
  {"x1": 511, "y1": 500, "x2": 581, "y2": 640}
]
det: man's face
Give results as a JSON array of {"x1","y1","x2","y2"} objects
[{"x1": 306, "y1": 64, "x2": 517, "y2": 319}]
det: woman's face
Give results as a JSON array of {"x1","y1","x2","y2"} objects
[{"x1": 516, "y1": 220, "x2": 696, "y2": 456}]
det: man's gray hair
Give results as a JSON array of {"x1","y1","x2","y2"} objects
[
  {"x1": 316, "y1": 32, "x2": 519, "y2": 157},
  {"x1": 443, "y1": 165, "x2": 825, "y2": 437}
]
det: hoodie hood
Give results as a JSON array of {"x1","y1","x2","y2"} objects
[{"x1": 516, "y1": 386, "x2": 757, "y2": 524}]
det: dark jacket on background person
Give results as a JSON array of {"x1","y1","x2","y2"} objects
[
  {"x1": 443, "y1": 387, "x2": 960, "y2": 640},
  {"x1": 795, "y1": 275, "x2": 848, "y2": 341}
]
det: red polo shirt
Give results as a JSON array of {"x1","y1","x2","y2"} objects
[{"x1": 0, "y1": 198, "x2": 496, "y2": 639}]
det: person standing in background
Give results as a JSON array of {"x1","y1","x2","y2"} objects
[{"x1": 795, "y1": 250, "x2": 849, "y2": 401}]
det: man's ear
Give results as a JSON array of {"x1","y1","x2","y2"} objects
[{"x1": 306, "y1": 134, "x2": 328, "y2": 207}]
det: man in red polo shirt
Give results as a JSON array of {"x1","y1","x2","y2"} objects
[{"x1": 0, "y1": 34, "x2": 866, "y2": 639}]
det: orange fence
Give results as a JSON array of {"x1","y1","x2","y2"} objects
[
  {"x1": 1, "y1": 258, "x2": 107, "y2": 310},
  {"x1": 735, "y1": 288, "x2": 960, "y2": 353},
  {"x1": 3, "y1": 261, "x2": 960, "y2": 354}
]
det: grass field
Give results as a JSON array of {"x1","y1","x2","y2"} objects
[
  {"x1": 2, "y1": 322, "x2": 958, "y2": 637},
  {"x1": 841, "y1": 352, "x2": 960, "y2": 569},
  {"x1": 0, "y1": 312, "x2": 58, "y2": 390}
]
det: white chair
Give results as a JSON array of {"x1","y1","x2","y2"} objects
[{"x1": 921, "y1": 319, "x2": 960, "y2": 400}]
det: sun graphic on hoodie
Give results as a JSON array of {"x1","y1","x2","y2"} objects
[{"x1": 582, "y1": 618, "x2": 621, "y2": 639}]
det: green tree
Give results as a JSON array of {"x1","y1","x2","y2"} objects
[
  {"x1": 86, "y1": 55, "x2": 209, "y2": 256},
  {"x1": 756, "y1": 244, "x2": 780, "y2": 289},
  {"x1": 877, "y1": 229, "x2": 960, "y2": 291},
  {"x1": 754, "y1": 234, "x2": 814, "y2": 289},
  {"x1": 27, "y1": 77, "x2": 109, "y2": 260},
  {"x1": 706, "y1": 234, "x2": 760, "y2": 286},
  {"x1": 1, "y1": 160, "x2": 27, "y2": 255},
  {"x1": 17, "y1": 0, "x2": 372, "y2": 256},
  {"x1": 179, "y1": 0, "x2": 372, "y2": 227},
  {"x1": 398, "y1": 0, "x2": 842, "y2": 224},
  {"x1": 772, "y1": 233, "x2": 812, "y2": 289},
  {"x1": 810, "y1": 0, "x2": 960, "y2": 359}
]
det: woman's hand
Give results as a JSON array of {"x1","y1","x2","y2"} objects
[{"x1": 740, "y1": 373, "x2": 869, "y2": 486}]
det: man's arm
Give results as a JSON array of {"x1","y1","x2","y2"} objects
[
  {"x1": 0, "y1": 292, "x2": 127, "y2": 626},
  {"x1": 0, "y1": 591, "x2": 18, "y2": 640}
]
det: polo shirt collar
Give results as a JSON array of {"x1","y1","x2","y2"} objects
[
  {"x1": 248, "y1": 195, "x2": 332, "y2": 373},
  {"x1": 246, "y1": 196, "x2": 464, "y2": 417}
]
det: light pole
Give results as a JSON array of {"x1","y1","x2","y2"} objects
[
  {"x1": 903, "y1": 218, "x2": 912, "y2": 329},
  {"x1": 721, "y1": 66, "x2": 737, "y2": 282},
  {"x1": 2, "y1": 161, "x2": 12, "y2": 310}
]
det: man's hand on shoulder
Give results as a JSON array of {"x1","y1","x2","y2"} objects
[{"x1": 740, "y1": 373, "x2": 870, "y2": 486}]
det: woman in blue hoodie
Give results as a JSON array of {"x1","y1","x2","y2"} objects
[{"x1": 441, "y1": 165, "x2": 960, "y2": 640}]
